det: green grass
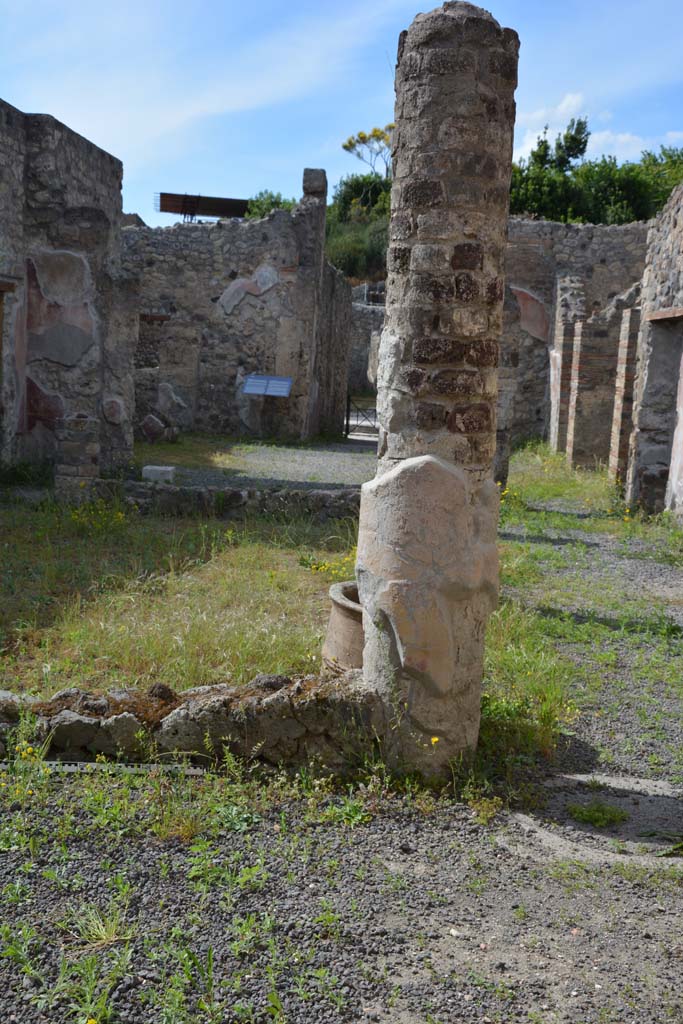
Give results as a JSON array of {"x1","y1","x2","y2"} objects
[
  {"x1": 0, "y1": 501, "x2": 356, "y2": 694},
  {"x1": 1, "y1": 440, "x2": 681, "y2": 798},
  {"x1": 505, "y1": 441, "x2": 615, "y2": 509},
  {"x1": 566, "y1": 799, "x2": 630, "y2": 829},
  {"x1": 134, "y1": 433, "x2": 248, "y2": 473}
]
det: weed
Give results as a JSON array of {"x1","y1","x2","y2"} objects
[
  {"x1": 314, "y1": 898, "x2": 343, "y2": 940},
  {"x1": 61, "y1": 898, "x2": 135, "y2": 951},
  {"x1": 567, "y1": 799, "x2": 629, "y2": 829}
]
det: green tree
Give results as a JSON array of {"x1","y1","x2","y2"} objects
[
  {"x1": 342, "y1": 125, "x2": 394, "y2": 178},
  {"x1": 511, "y1": 118, "x2": 683, "y2": 224},
  {"x1": 324, "y1": 173, "x2": 390, "y2": 279},
  {"x1": 245, "y1": 190, "x2": 296, "y2": 219},
  {"x1": 639, "y1": 146, "x2": 683, "y2": 209}
]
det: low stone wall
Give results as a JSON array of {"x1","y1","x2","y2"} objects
[
  {"x1": 93, "y1": 477, "x2": 360, "y2": 520},
  {"x1": 0, "y1": 675, "x2": 387, "y2": 771}
]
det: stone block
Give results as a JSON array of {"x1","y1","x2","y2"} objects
[
  {"x1": 142, "y1": 464, "x2": 177, "y2": 484},
  {"x1": 302, "y1": 167, "x2": 327, "y2": 197}
]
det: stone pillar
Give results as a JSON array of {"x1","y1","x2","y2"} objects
[
  {"x1": 355, "y1": 2, "x2": 518, "y2": 775},
  {"x1": 609, "y1": 305, "x2": 641, "y2": 483},
  {"x1": 549, "y1": 276, "x2": 585, "y2": 452},
  {"x1": 54, "y1": 414, "x2": 101, "y2": 503},
  {"x1": 494, "y1": 287, "x2": 522, "y2": 486},
  {"x1": 566, "y1": 285, "x2": 641, "y2": 470}
]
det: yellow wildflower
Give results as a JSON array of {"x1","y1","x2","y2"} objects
[{"x1": 431, "y1": 736, "x2": 439, "y2": 746}]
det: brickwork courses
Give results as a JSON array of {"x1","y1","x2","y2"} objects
[
  {"x1": 566, "y1": 284, "x2": 641, "y2": 468},
  {"x1": 355, "y1": 1, "x2": 518, "y2": 774},
  {"x1": 609, "y1": 304, "x2": 641, "y2": 482}
]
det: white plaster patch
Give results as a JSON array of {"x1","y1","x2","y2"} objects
[{"x1": 218, "y1": 262, "x2": 280, "y2": 315}]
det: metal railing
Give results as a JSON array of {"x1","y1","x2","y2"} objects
[{"x1": 345, "y1": 396, "x2": 379, "y2": 437}]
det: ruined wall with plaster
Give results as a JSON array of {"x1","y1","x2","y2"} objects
[
  {"x1": 505, "y1": 218, "x2": 648, "y2": 451},
  {"x1": 566, "y1": 283, "x2": 641, "y2": 469},
  {"x1": 349, "y1": 217, "x2": 647, "y2": 445},
  {"x1": 626, "y1": 184, "x2": 683, "y2": 513},
  {"x1": 609, "y1": 304, "x2": 641, "y2": 482},
  {"x1": 123, "y1": 171, "x2": 351, "y2": 442},
  {"x1": 0, "y1": 98, "x2": 135, "y2": 474}
]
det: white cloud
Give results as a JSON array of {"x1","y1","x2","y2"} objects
[
  {"x1": 1, "y1": 0, "x2": 404, "y2": 172},
  {"x1": 516, "y1": 92, "x2": 585, "y2": 129},
  {"x1": 514, "y1": 92, "x2": 586, "y2": 161},
  {"x1": 513, "y1": 91, "x2": 680, "y2": 165},
  {"x1": 586, "y1": 130, "x2": 647, "y2": 161}
]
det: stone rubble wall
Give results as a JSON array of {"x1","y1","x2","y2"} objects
[
  {"x1": 122, "y1": 171, "x2": 351, "y2": 443},
  {"x1": 507, "y1": 218, "x2": 647, "y2": 455},
  {"x1": 626, "y1": 183, "x2": 683, "y2": 512},
  {"x1": 0, "y1": 97, "x2": 136, "y2": 474},
  {"x1": 316, "y1": 261, "x2": 352, "y2": 435},
  {"x1": 510, "y1": 326, "x2": 549, "y2": 446},
  {"x1": 92, "y1": 477, "x2": 361, "y2": 521},
  {"x1": 0, "y1": 675, "x2": 387, "y2": 771},
  {"x1": 506, "y1": 218, "x2": 648, "y2": 312},
  {"x1": 494, "y1": 287, "x2": 523, "y2": 485}
]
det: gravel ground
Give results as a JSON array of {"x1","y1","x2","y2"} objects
[
  {"x1": 0, "y1": 779, "x2": 681, "y2": 1024},
  {"x1": 1, "y1": 499, "x2": 682, "y2": 1024},
  {"x1": 502, "y1": 517, "x2": 683, "y2": 784},
  {"x1": 175, "y1": 440, "x2": 377, "y2": 491}
]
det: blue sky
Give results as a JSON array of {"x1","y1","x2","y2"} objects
[{"x1": 1, "y1": 0, "x2": 682, "y2": 226}]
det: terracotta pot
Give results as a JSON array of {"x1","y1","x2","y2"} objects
[{"x1": 322, "y1": 580, "x2": 364, "y2": 671}]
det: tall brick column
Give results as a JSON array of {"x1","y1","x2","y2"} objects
[
  {"x1": 355, "y1": 2, "x2": 518, "y2": 775},
  {"x1": 609, "y1": 305, "x2": 641, "y2": 482},
  {"x1": 549, "y1": 276, "x2": 585, "y2": 452}
]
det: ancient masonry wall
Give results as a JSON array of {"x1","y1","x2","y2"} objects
[
  {"x1": 349, "y1": 300, "x2": 385, "y2": 394},
  {"x1": 123, "y1": 170, "x2": 351, "y2": 443},
  {"x1": 626, "y1": 183, "x2": 683, "y2": 513},
  {"x1": 609, "y1": 305, "x2": 641, "y2": 482},
  {"x1": 566, "y1": 283, "x2": 641, "y2": 469},
  {"x1": 0, "y1": 98, "x2": 136, "y2": 474},
  {"x1": 506, "y1": 218, "x2": 647, "y2": 458},
  {"x1": 356, "y1": 2, "x2": 518, "y2": 775},
  {"x1": 349, "y1": 217, "x2": 648, "y2": 460},
  {"x1": 493, "y1": 287, "x2": 523, "y2": 485}
]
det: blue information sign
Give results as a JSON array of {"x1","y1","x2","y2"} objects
[{"x1": 242, "y1": 374, "x2": 293, "y2": 397}]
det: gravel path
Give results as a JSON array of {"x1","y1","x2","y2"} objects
[{"x1": 175, "y1": 440, "x2": 377, "y2": 491}]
